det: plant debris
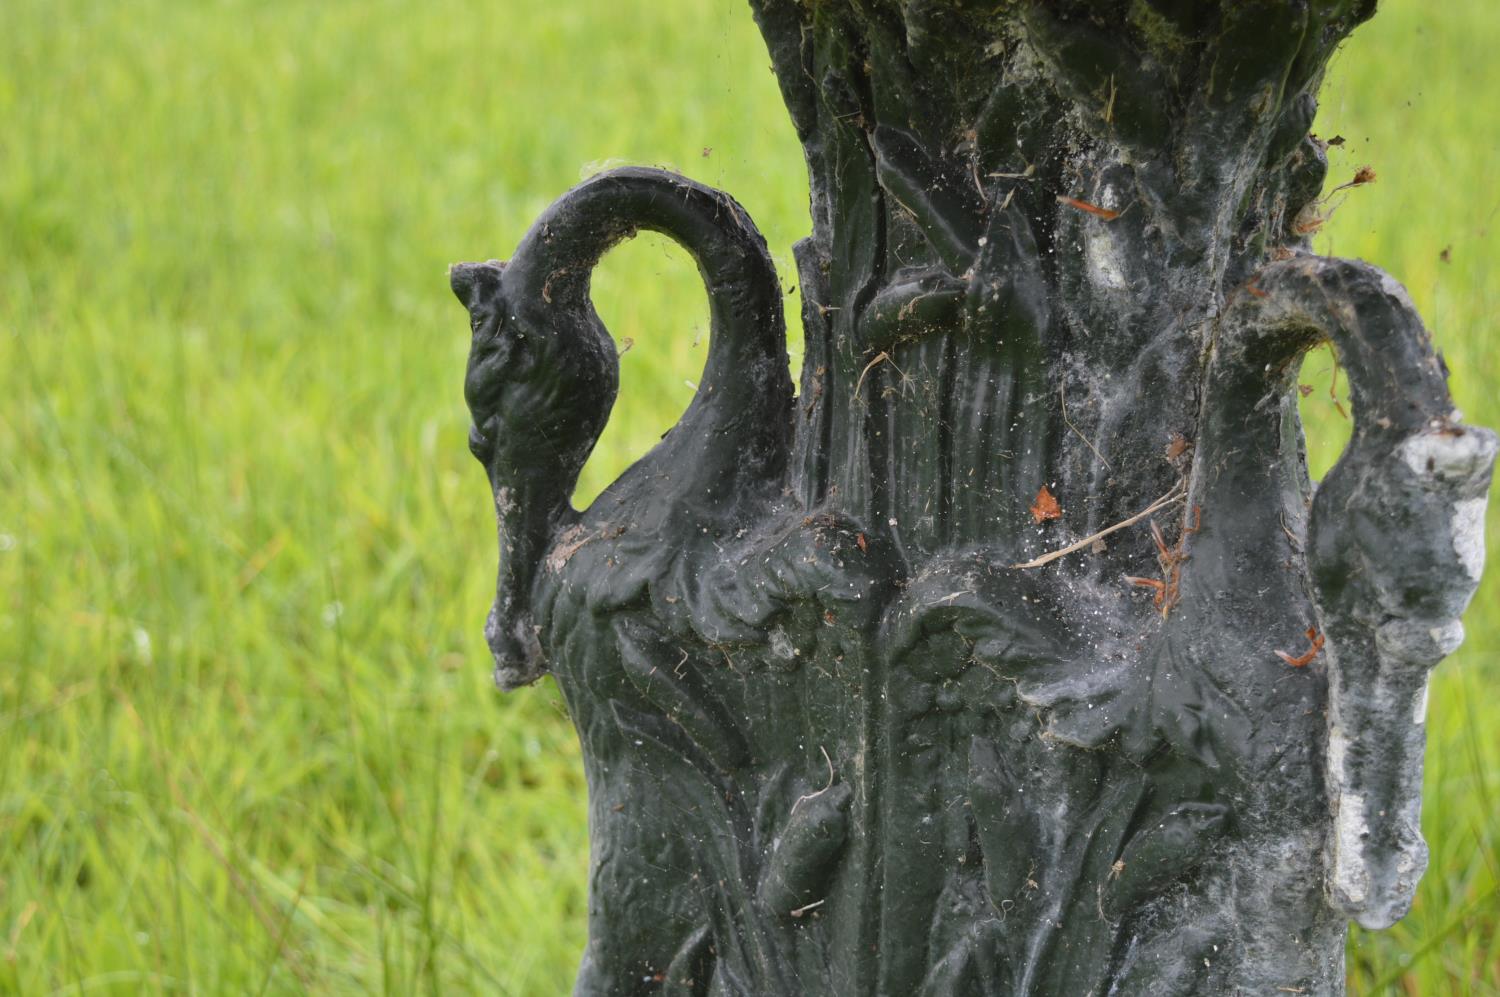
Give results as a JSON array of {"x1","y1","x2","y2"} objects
[
  {"x1": 1030, "y1": 485, "x2": 1063, "y2": 524},
  {"x1": 1123, "y1": 506, "x2": 1200, "y2": 618},
  {"x1": 1061, "y1": 384, "x2": 1113, "y2": 471},
  {"x1": 1276, "y1": 628, "x2": 1326, "y2": 667},
  {"x1": 1330, "y1": 166, "x2": 1377, "y2": 194},
  {"x1": 1056, "y1": 195, "x2": 1120, "y2": 221},
  {"x1": 1013, "y1": 483, "x2": 1186, "y2": 570}
]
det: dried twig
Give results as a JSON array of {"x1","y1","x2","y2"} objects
[
  {"x1": 1012, "y1": 484, "x2": 1186, "y2": 570},
  {"x1": 988, "y1": 164, "x2": 1036, "y2": 180},
  {"x1": 789, "y1": 899, "x2": 826, "y2": 918},
  {"x1": 853, "y1": 351, "x2": 900, "y2": 398},
  {"x1": 1060, "y1": 384, "x2": 1113, "y2": 471},
  {"x1": 788, "y1": 746, "x2": 835, "y2": 817}
]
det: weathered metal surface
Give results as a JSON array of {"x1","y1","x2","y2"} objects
[{"x1": 453, "y1": 3, "x2": 1494, "y2": 993}]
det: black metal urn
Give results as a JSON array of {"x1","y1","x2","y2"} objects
[{"x1": 453, "y1": 3, "x2": 1494, "y2": 992}]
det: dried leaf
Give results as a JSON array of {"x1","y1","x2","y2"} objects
[
  {"x1": 1056, "y1": 195, "x2": 1120, "y2": 221},
  {"x1": 1275, "y1": 628, "x2": 1325, "y2": 668},
  {"x1": 1330, "y1": 166, "x2": 1378, "y2": 196},
  {"x1": 1030, "y1": 486, "x2": 1062, "y2": 524}
]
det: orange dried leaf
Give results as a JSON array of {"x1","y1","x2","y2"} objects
[
  {"x1": 1276, "y1": 629, "x2": 1325, "y2": 668},
  {"x1": 1330, "y1": 166, "x2": 1378, "y2": 196},
  {"x1": 1030, "y1": 485, "x2": 1063, "y2": 524}
]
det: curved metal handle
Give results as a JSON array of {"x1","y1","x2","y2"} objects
[
  {"x1": 1214, "y1": 255, "x2": 1495, "y2": 927},
  {"x1": 452, "y1": 168, "x2": 793, "y2": 688}
]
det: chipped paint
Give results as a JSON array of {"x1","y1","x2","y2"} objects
[
  {"x1": 1429, "y1": 620, "x2": 1465, "y2": 658},
  {"x1": 546, "y1": 523, "x2": 595, "y2": 573},
  {"x1": 1085, "y1": 224, "x2": 1128, "y2": 291},
  {"x1": 1332, "y1": 805, "x2": 1370, "y2": 907},
  {"x1": 1452, "y1": 496, "x2": 1488, "y2": 580},
  {"x1": 1401, "y1": 429, "x2": 1495, "y2": 482},
  {"x1": 1378, "y1": 271, "x2": 1419, "y2": 313},
  {"x1": 1327, "y1": 728, "x2": 1370, "y2": 909}
]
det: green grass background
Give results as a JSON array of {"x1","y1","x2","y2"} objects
[{"x1": 1, "y1": 0, "x2": 1495, "y2": 992}]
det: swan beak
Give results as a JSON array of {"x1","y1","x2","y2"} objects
[{"x1": 449, "y1": 260, "x2": 505, "y2": 306}]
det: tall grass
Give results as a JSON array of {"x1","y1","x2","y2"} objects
[{"x1": 1, "y1": 0, "x2": 1494, "y2": 992}]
